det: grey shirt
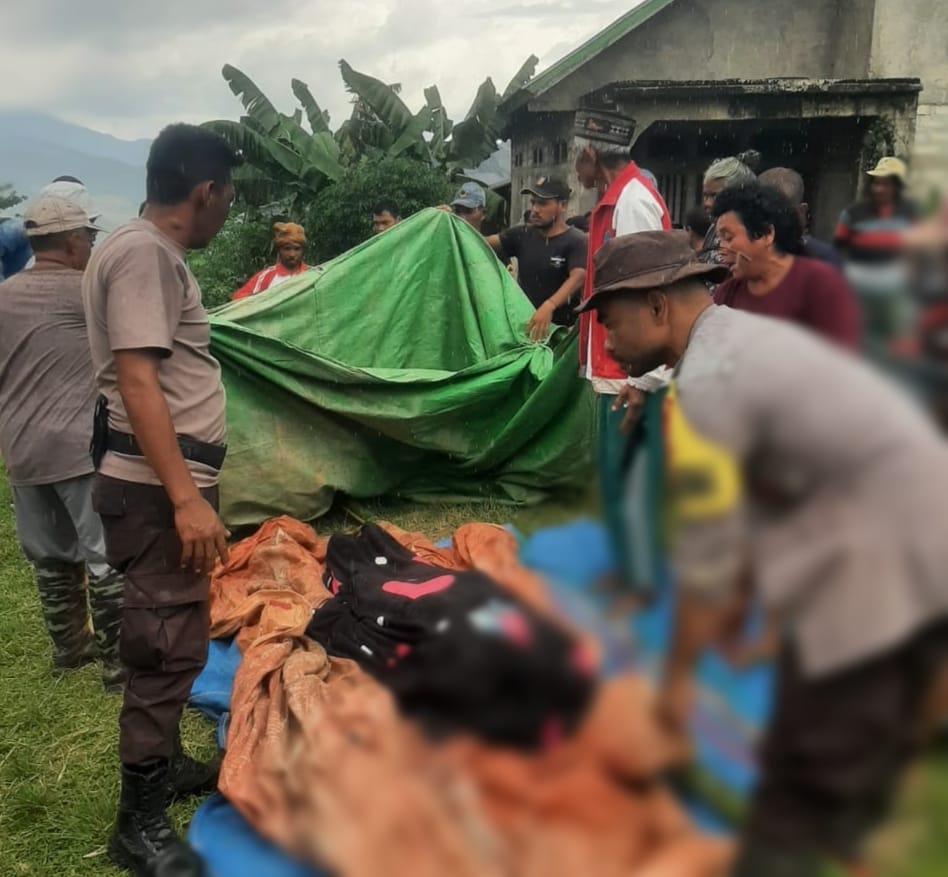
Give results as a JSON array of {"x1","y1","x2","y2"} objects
[
  {"x1": 0, "y1": 269, "x2": 97, "y2": 486},
  {"x1": 670, "y1": 304, "x2": 948, "y2": 677}
]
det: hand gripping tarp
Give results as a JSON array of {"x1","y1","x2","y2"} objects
[{"x1": 209, "y1": 209, "x2": 595, "y2": 528}]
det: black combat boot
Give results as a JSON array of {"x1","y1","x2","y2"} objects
[
  {"x1": 168, "y1": 729, "x2": 221, "y2": 800},
  {"x1": 108, "y1": 761, "x2": 206, "y2": 876}
]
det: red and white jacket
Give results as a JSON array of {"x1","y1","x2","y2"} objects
[
  {"x1": 578, "y1": 162, "x2": 671, "y2": 393},
  {"x1": 232, "y1": 262, "x2": 310, "y2": 301}
]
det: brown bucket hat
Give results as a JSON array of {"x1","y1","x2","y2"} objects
[{"x1": 576, "y1": 230, "x2": 728, "y2": 313}]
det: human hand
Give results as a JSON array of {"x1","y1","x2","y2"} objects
[
  {"x1": 612, "y1": 384, "x2": 645, "y2": 434},
  {"x1": 174, "y1": 495, "x2": 230, "y2": 575},
  {"x1": 527, "y1": 300, "x2": 556, "y2": 342}
]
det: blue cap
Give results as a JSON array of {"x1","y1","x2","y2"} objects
[{"x1": 451, "y1": 181, "x2": 486, "y2": 210}]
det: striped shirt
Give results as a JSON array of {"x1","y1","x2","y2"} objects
[{"x1": 834, "y1": 200, "x2": 919, "y2": 265}]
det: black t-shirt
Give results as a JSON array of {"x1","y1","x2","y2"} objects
[{"x1": 498, "y1": 225, "x2": 587, "y2": 326}]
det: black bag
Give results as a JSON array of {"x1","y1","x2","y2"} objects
[{"x1": 307, "y1": 524, "x2": 596, "y2": 749}]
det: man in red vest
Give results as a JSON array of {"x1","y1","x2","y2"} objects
[{"x1": 573, "y1": 110, "x2": 672, "y2": 583}]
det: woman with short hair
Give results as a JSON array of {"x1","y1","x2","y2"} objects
[{"x1": 712, "y1": 182, "x2": 861, "y2": 349}]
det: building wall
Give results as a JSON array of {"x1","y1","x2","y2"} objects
[
  {"x1": 869, "y1": 0, "x2": 948, "y2": 191},
  {"x1": 912, "y1": 105, "x2": 948, "y2": 193},
  {"x1": 532, "y1": 0, "x2": 874, "y2": 113},
  {"x1": 508, "y1": 113, "x2": 576, "y2": 223},
  {"x1": 509, "y1": 0, "x2": 943, "y2": 229}
]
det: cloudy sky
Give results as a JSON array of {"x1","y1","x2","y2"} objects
[{"x1": 1, "y1": 0, "x2": 640, "y2": 141}]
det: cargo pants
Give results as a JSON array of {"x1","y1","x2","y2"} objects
[{"x1": 92, "y1": 474, "x2": 218, "y2": 766}]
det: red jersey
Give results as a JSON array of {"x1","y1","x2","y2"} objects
[{"x1": 232, "y1": 262, "x2": 310, "y2": 300}]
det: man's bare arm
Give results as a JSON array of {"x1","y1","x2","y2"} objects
[
  {"x1": 526, "y1": 268, "x2": 586, "y2": 342},
  {"x1": 657, "y1": 592, "x2": 731, "y2": 735}
]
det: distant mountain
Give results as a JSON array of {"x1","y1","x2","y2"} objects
[{"x1": 0, "y1": 111, "x2": 150, "y2": 229}]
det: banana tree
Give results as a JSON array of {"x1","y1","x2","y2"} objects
[
  {"x1": 206, "y1": 56, "x2": 539, "y2": 211},
  {"x1": 336, "y1": 55, "x2": 538, "y2": 172},
  {"x1": 337, "y1": 61, "x2": 438, "y2": 164},
  {"x1": 204, "y1": 65, "x2": 343, "y2": 213}
]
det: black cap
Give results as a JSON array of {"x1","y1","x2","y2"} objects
[{"x1": 521, "y1": 176, "x2": 571, "y2": 201}]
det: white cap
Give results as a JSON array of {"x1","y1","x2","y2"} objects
[
  {"x1": 38, "y1": 180, "x2": 100, "y2": 221},
  {"x1": 23, "y1": 196, "x2": 105, "y2": 237}
]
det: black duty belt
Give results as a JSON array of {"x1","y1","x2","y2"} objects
[{"x1": 106, "y1": 431, "x2": 227, "y2": 472}]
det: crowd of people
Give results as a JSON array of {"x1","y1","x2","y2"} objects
[{"x1": 0, "y1": 105, "x2": 945, "y2": 877}]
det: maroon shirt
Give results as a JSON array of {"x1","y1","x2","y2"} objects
[{"x1": 713, "y1": 256, "x2": 861, "y2": 350}]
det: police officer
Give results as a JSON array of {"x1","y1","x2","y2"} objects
[
  {"x1": 581, "y1": 230, "x2": 948, "y2": 876},
  {"x1": 83, "y1": 123, "x2": 239, "y2": 876}
]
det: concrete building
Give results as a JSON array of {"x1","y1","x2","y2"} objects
[{"x1": 502, "y1": 0, "x2": 946, "y2": 236}]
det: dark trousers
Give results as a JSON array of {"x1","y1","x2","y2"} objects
[
  {"x1": 92, "y1": 474, "x2": 218, "y2": 766},
  {"x1": 733, "y1": 620, "x2": 948, "y2": 875}
]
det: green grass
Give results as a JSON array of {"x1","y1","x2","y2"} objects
[{"x1": 0, "y1": 476, "x2": 944, "y2": 875}]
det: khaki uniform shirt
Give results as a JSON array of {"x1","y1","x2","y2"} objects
[{"x1": 82, "y1": 219, "x2": 225, "y2": 487}]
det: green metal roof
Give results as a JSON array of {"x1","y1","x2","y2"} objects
[{"x1": 524, "y1": 0, "x2": 680, "y2": 99}]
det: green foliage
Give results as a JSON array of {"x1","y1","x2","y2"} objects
[
  {"x1": 863, "y1": 117, "x2": 897, "y2": 170},
  {"x1": 189, "y1": 215, "x2": 276, "y2": 309},
  {"x1": 207, "y1": 58, "x2": 538, "y2": 207},
  {"x1": 200, "y1": 58, "x2": 541, "y2": 273},
  {"x1": 308, "y1": 157, "x2": 453, "y2": 261},
  {"x1": 0, "y1": 183, "x2": 25, "y2": 211},
  {"x1": 204, "y1": 65, "x2": 342, "y2": 214}
]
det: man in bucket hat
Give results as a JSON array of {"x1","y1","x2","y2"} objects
[{"x1": 584, "y1": 229, "x2": 948, "y2": 876}]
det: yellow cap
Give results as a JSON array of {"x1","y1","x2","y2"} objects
[{"x1": 867, "y1": 156, "x2": 908, "y2": 182}]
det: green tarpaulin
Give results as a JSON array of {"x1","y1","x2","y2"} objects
[{"x1": 209, "y1": 209, "x2": 595, "y2": 527}]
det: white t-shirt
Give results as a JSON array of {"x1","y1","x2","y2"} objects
[
  {"x1": 588, "y1": 176, "x2": 671, "y2": 393},
  {"x1": 613, "y1": 178, "x2": 668, "y2": 237}
]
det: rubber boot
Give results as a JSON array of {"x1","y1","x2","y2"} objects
[
  {"x1": 88, "y1": 566, "x2": 125, "y2": 694},
  {"x1": 169, "y1": 729, "x2": 221, "y2": 800},
  {"x1": 108, "y1": 762, "x2": 206, "y2": 876},
  {"x1": 34, "y1": 561, "x2": 95, "y2": 674}
]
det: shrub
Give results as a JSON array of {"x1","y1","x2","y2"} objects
[{"x1": 308, "y1": 157, "x2": 453, "y2": 261}]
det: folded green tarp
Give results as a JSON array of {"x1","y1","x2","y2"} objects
[{"x1": 209, "y1": 209, "x2": 595, "y2": 528}]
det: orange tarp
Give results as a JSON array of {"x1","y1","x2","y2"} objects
[{"x1": 209, "y1": 516, "x2": 733, "y2": 877}]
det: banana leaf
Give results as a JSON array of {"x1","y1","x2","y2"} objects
[
  {"x1": 291, "y1": 78, "x2": 332, "y2": 135},
  {"x1": 339, "y1": 60, "x2": 414, "y2": 137},
  {"x1": 203, "y1": 120, "x2": 303, "y2": 179},
  {"x1": 221, "y1": 64, "x2": 284, "y2": 136}
]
